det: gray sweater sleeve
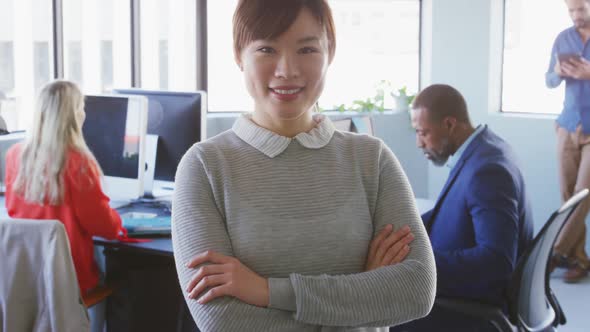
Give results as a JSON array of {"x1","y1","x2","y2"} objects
[
  {"x1": 172, "y1": 148, "x2": 289, "y2": 332},
  {"x1": 173, "y1": 142, "x2": 436, "y2": 330},
  {"x1": 267, "y1": 142, "x2": 436, "y2": 327}
]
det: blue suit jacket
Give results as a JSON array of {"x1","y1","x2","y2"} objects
[{"x1": 423, "y1": 126, "x2": 533, "y2": 305}]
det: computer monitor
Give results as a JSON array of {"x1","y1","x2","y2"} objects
[
  {"x1": 332, "y1": 118, "x2": 352, "y2": 132},
  {"x1": 351, "y1": 116, "x2": 374, "y2": 135},
  {"x1": 332, "y1": 116, "x2": 374, "y2": 135},
  {"x1": 112, "y1": 89, "x2": 207, "y2": 195},
  {"x1": 82, "y1": 95, "x2": 148, "y2": 200},
  {"x1": 0, "y1": 131, "x2": 26, "y2": 193}
]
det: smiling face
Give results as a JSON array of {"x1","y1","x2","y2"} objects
[
  {"x1": 566, "y1": 0, "x2": 590, "y2": 29},
  {"x1": 237, "y1": 8, "x2": 330, "y2": 129}
]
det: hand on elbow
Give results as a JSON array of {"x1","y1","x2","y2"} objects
[
  {"x1": 365, "y1": 224, "x2": 414, "y2": 271},
  {"x1": 184, "y1": 250, "x2": 269, "y2": 307}
]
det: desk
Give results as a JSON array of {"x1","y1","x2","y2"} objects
[
  {"x1": 96, "y1": 197, "x2": 434, "y2": 332},
  {"x1": 95, "y1": 197, "x2": 434, "y2": 258},
  {"x1": 2, "y1": 196, "x2": 434, "y2": 254},
  {"x1": 95, "y1": 236, "x2": 198, "y2": 332},
  {"x1": 93, "y1": 237, "x2": 173, "y2": 257},
  {"x1": 96, "y1": 198, "x2": 190, "y2": 331}
]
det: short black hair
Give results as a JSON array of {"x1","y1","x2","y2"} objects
[
  {"x1": 412, "y1": 84, "x2": 471, "y2": 124},
  {"x1": 233, "y1": 0, "x2": 336, "y2": 62}
]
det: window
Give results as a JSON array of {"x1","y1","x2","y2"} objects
[
  {"x1": 321, "y1": 0, "x2": 420, "y2": 111},
  {"x1": 0, "y1": 0, "x2": 53, "y2": 130},
  {"x1": 139, "y1": 0, "x2": 197, "y2": 91},
  {"x1": 206, "y1": 0, "x2": 421, "y2": 112},
  {"x1": 207, "y1": 0, "x2": 246, "y2": 112},
  {"x1": 0, "y1": 42, "x2": 15, "y2": 94},
  {"x1": 63, "y1": 0, "x2": 131, "y2": 94},
  {"x1": 502, "y1": 0, "x2": 571, "y2": 114}
]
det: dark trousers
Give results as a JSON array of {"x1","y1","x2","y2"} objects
[
  {"x1": 390, "y1": 304, "x2": 496, "y2": 332},
  {"x1": 104, "y1": 248, "x2": 200, "y2": 332}
]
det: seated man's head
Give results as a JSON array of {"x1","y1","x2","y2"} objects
[{"x1": 411, "y1": 84, "x2": 474, "y2": 166}]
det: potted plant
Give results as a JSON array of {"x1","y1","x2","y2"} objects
[
  {"x1": 391, "y1": 86, "x2": 415, "y2": 112},
  {"x1": 322, "y1": 81, "x2": 415, "y2": 114},
  {"x1": 330, "y1": 81, "x2": 387, "y2": 113}
]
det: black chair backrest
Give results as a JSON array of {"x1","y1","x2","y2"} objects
[{"x1": 507, "y1": 188, "x2": 588, "y2": 331}]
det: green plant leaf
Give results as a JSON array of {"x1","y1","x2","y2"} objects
[{"x1": 331, "y1": 81, "x2": 414, "y2": 113}]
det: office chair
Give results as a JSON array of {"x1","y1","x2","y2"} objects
[
  {"x1": 0, "y1": 219, "x2": 113, "y2": 331},
  {"x1": 435, "y1": 188, "x2": 589, "y2": 332},
  {"x1": 0, "y1": 219, "x2": 91, "y2": 331}
]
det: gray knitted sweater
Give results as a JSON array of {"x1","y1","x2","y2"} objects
[{"x1": 172, "y1": 114, "x2": 436, "y2": 332}]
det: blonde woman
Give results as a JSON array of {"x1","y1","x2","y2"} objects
[{"x1": 5, "y1": 80, "x2": 121, "y2": 294}]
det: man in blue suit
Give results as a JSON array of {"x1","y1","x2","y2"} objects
[{"x1": 391, "y1": 84, "x2": 534, "y2": 332}]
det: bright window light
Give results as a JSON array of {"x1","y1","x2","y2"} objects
[
  {"x1": 63, "y1": 0, "x2": 131, "y2": 94},
  {"x1": 502, "y1": 0, "x2": 571, "y2": 114},
  {"x1": 0, "y1": 0, "x2": 53, "y2": 130},
  {"x1": 139, "y1": 0, "x2": 197, "y2": 91}
]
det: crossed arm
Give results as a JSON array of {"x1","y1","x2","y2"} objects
[
  {"x1": 172, "y1": 145, "x2": 436, "y2": 330},
  {"x1": 183, "y1": 223, "x2": 415, "y2": 306}
]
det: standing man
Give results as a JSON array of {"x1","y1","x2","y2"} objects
[
  {"x1": 546, "y1": 0, "x2": 590, "y2": 283},
  {"x1": 392, "y1": 84, "x2": 534, "y2": 332}
]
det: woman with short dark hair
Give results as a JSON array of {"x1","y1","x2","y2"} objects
[{"x1": 172, "y1": 1, "x2": 436, "y2": 331}]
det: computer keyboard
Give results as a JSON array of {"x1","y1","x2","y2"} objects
[
  {"x1": 116, "y1": 199, "x2": 172, "y2": 236},
  {"x1": 116, "y1": 199, "x2": 171, "y2": 216}
]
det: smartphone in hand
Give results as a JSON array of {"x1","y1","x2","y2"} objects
[{"x1": 558, "y1": 53, "x2": 582, "y2": 64}]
